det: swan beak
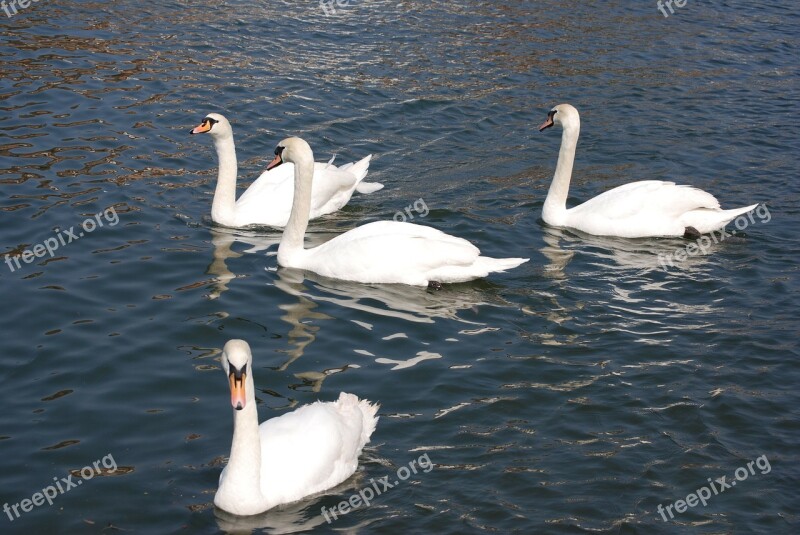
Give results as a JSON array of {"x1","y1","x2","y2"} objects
[
  {"x1": 538, "y1": 113, "x2": 555, "y2": 132},
  {"x1": 190, "y1": 120, "x2": 212, "y2": 135},
  {"x1": 229, "y1": 371, "x2": 246, "y2": 410},
  {"x1": 266, "y1": 154, "x2": 283, "y2": 170}
]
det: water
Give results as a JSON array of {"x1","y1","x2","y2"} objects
[{"x1": 1, "y1": 1, "x2": 798, "y2": 533}]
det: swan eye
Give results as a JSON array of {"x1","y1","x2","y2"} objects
[
  {"x1": 274, "y1": 146, "x2": 285, "y2": 157},
  {"x1": 204, "y1": 117, "x2": 219, "y2": 128}
]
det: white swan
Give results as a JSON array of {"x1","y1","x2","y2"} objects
[
  {"x1": 191, "y1": 113, "x2": 383, "y2": 228},
  {"x1": 214, "y1": 339, "x2": 379, "y2": 516},
  {"x1": 538, "y1": 104, "x2": 758, "y2": 238},
  {"x1": 266, "y1": 137, "x2": 528, "y2": 287}
]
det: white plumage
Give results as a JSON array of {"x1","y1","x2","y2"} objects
[
  {"x1": 268, "y1": 137, "x2": 528, "y2": 287},
  {"x1": 214, "y1": 340, "x2": 379, "y2": 516},
  {"x1": 539, "y1": 104, "x2": 758, "y2": 238},
  {"x1": 191, "y1": 113, "x2": 382, "y2": 228}
]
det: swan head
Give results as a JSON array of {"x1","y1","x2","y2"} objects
[
  {"x1": 538, "y1": 104, "x2": 580, "y2": 132},
  {"x1": 266, "y1": 137, "x2": 313, "y2": 170},
  {"x1": 190, "y1": 113, "x2": 232, "y2": 138},
  {"x1": 220, "y1": 339, "x2": 252, "y2": 411}
]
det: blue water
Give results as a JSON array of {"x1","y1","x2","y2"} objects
[{"x1": 1, "y1": 1, "x2": 798, "y2": 533}]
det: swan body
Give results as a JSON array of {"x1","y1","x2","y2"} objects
[
  {"x1": 191, "y1": 113, "x2": 383, "y2": 228},
  {"x1": 539, "y1": 104, "x2": 758, "y2": 238},
  {"x1": 267, "y1": 137, "x2": 528, "y2": 286},
  {"x1": 214, "y1": 339, "x2": 379, "y2": 516}
]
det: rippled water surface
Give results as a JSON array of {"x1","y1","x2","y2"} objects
[{"x1": 1, "y1": 1, "x2": 798, "y2": 533}]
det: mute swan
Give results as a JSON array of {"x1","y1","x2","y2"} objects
[
  {"x1": 214, "y1": 339, "x2": 379, "y2": 516},
  {"x1": 538, "y1": 104, "x2": 758, "y2": 238},
  {"x1": 266, "y1": 137, "x2": 528, "y2": 287},
  {"x1": 191, "y1": 113, "x2": 383, "y2": 228}
]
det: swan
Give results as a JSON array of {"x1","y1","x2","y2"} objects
[
  {"x1": 214, "y1": 339, "x2": 379, "y2": 516},
  {"x1": 538, "y1": 104, "x2": 758, "y2": 238},
  {"x1": 266, "y1": 137, "x2": 528, "y2": 287},
  {"x1": 191, "y1": 113, "x2": 383, "y2": 228}
]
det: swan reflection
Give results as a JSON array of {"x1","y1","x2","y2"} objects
[
  {"x1": 540, "y1": 224, "x2": 726, "y2": 275},
  {"x1": 273, "y1": 265, "x2": 510, "y2": 325},
  {"x1": 207, "y1": 229, "x2": 244, "y2": 299}
]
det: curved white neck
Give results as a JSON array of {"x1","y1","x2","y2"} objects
[
  {"x1": 543, "y1": 119, "x2": 579, "y2": 225},
  {"x1": 278, "y1": 151, "x2": 315, "y2": 266},
  {"x1": 216, "y1": 374, "x2": 265, "y2": 509},
  {"x1": 210, "y1": 133, "x2": 239, "y2": 227}
]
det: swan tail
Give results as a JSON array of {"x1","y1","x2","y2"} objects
[
  {"x1": 348, "y1": 154, "x2": 371, "y2": 182},
  {"x1": 356, "y1": 181, "x2": 385, "y2": 194},
  {"x1": 426, "y1": 256, "x2": 529, "y2": 284},
  {"x1": 723, "y1": 203, "x2": 760, "y2": 221},
  {"x1": 336, "y1": 392, "x2": 380, "y2": 446},
  {"x1": 684, "y1": 203, "x2": 760, "y2": 234},
  {"x1": 347, "y1": 154, "x2": 384, "y2": 194},
  {"x1": 477, "y1": 256, "x2": 530, "y2": 273}
]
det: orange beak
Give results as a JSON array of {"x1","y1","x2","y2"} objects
[
  {"x1": 229, "y1": 371, "x2": 246, "y2": 410},
  {"x1": 190, "y1": 120, "x2": 212, "y2": 135},
  {"x1": 266, "y1": 154, "x2": 283, "y2": 170}
]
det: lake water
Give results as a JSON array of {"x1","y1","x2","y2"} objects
[{"x1": 1, "y1": 1, "x2": 798, "y2": 533}]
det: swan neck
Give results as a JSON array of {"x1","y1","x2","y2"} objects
[
  {"x1": 543, "y1": 121, "x2": 579, "y2": 223},
  {"x1": 278, "y1": 152, "x2": 315, "y2": 266},
  {"x1": 211, "y1": 134, "x2": 238, "y2": 227},
  {"x1": 219, "y1": 375, "x2": 262, "y2": 498}
]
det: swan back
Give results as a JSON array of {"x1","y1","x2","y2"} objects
[{"x1": 256, "y1": 393, "x2": 379, "y2": 507}]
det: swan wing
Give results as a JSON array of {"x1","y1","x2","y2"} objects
[
  {"x1": 234, "y1": 161, "x2": 373, "y2": 226},
  {"x1": 572, "y1": 181, "x2": 720, "y2": 219},
  {"x1": 236, "y1": 162, "x2": 333, "y2": 206},
  {"x1": 230, "y1": 164, "x2": 309, "y2": 227},
  {"x1": 567, "y1": 181, "x2": 722, "y2": 237},
  {"x1": 305, "y1": 166, "x2": 363, "y2": 217},
  {"x1": 303, "y1": 221, "x2": 493, "y2": 285},
  {"x1": 257, "y1": 394, "x2": 378, "y2": 505}
]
